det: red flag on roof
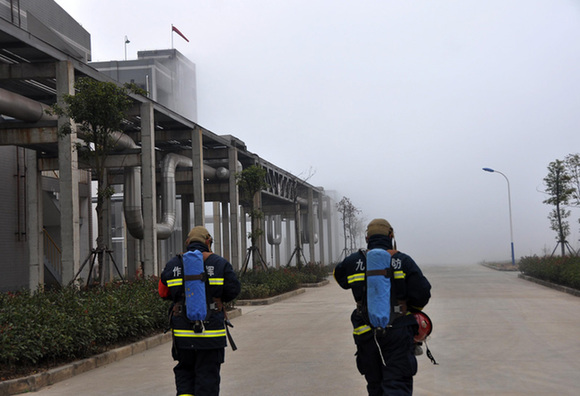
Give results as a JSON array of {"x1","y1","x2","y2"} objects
[{"x1": 172, "y1": 25, "x2": 189, "y2": 42}]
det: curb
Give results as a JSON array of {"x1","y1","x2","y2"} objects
[
  {"x1": 300, "y1": 279, "x2": 330, "y2": 288},
  {"x1": 0, "y1": 307, "x2": 242, "y2": 396},
  {"x1": 0, "y1": 332, "x2": 171, "y2": 396},
  {"x1": 518, "y1": 274, "x2": 580, "y2": 297},
  {"x1": 480, "y1": 263, "x2": 519, "y2": 272},
  {"x1": 236, "y1": 288, "x2": 306, "y2": 306}
]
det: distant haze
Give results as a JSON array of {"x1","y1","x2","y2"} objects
[{"x1": 55, "y1": 0, "x2": 580, "y2": 265}]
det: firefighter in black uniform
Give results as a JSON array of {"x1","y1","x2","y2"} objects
[
  {"x1": 334, "y1": 218, "x2": 431, "y2": 396},
  {"x1": 159, "y1": 226, "x2": 241, "y2": 396}
]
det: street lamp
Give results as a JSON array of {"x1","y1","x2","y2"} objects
[
  {"x1": 482, "y1": 167, "x2": 515, "y2": 266},
  {"x1": 124, "y1": 36, "x2": 130, "y2": 60}
]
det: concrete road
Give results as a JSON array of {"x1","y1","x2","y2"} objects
[{"x1": 26, "y1": 263, "x2": 580, "y2": 395}]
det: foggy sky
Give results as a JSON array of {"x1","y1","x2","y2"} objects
[{"x1": 54, "y1": 0, "x2": 580, "y2": 265}]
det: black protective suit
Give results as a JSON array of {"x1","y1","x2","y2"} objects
[
  {"x1": 159, "y1": 241, "x2": 240, "y2": 396},
  {"x1": 334, "y1": 235, "x2": 431, "y2": 396}
]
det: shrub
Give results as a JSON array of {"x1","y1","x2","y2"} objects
[
  {"x1": 519, "y1": 255, "x2": 580, "y2": 290},
  {"x1": 237, "y1": 264, "x2": 329, "y2": 300},
  {"x1": 0, "y1": 277, "x2": 170, "y2": 370}
]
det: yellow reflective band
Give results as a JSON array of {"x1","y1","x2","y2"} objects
[
  {"x1": 394, "y1": 270, "x2": 405, "y2": 280},
  {"x1": 208, "y1": 278, "x2": 224, "y2": 286},
  {"x1": 178, "y1": 394, "x2": 194, "y2": 396},
  {"x1": 347, "y1": 273, "x2": 365, "y2": 284},
  {"x1": 167, "y1": 279, "x2": 183, "y2": 287},
  {"x1": 353, "y1": 325, "x2": 372, "y2": 335},
  {"x1": 173, "y1": 329, "x2": 227, "y2": 338}
]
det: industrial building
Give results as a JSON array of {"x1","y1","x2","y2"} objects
[{"x1": 0, "y1": 0, "x2": 339, "y2": 292}]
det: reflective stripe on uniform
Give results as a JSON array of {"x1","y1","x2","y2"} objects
[
  {"x1": 394, "y1": 270, "x2": 405, "y2": 280},
  {"x1": 353, "y1": 324, "x2": 372, "y2": 335},
  {"x1": 347, "y1": 273, "x2": 365, "y2": 284},
  {"x1": 208, "y1": 277, "x2": 224, "y2": 286},
  {"x1": 167, "y1": 278, "x2": 183, "y2": 287},
  {"x1": 173, "y1": 329, "x2": 227, "y2": 338}
]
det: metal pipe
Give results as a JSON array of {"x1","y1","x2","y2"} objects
[
  {"x1": 0, "y1": 87, "x2": 56, "y2": 122},
  {"x1": 0, "y1": 87, "x2": 233, "y2": 242},
  {"x1": 157, "y1": 153, "x2": 192, "y2": 239},
  {"x1": 267, "y1": 214, "x2": 282, "y2": 245}
]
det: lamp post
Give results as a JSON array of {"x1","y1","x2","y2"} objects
[
  {"x1": 483, "y1": 167, "x2": 515, "y2": 266},
  {"x1": 124, "y1": 36, "x2": 130, "y2": 60}
]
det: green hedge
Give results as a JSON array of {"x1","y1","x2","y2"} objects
[
  {"x1": 519, "y1": 255, "x2": 580, "y2": 290},
  {"x1": 1, "y1": 265, "x2": 331, "y2": 374},
  {"x1": 237, "y1": 264, "x2": 330, "y2": 300},
  {"x1": 0, "y1": 277, "x2": 170, "y2": 368}
]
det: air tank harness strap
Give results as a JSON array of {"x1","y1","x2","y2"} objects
[
  {"x1": 366, "y1": 268, "x2": 393, "y2": 277},
  {"x1": 184, "y1": 273, "x2": 207, "y2": 282}
]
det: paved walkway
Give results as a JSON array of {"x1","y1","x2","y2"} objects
[{"x1": 23, "y1": 264, "x2": 580, "y2": 395}]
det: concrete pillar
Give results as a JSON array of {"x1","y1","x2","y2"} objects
[
  {"x1": 228, "y1": 147, "x2": 240, "y2": 270},
  {"x1": 212, "y1": 202, "x2": 221, "y2": 255},
  {"x1": 274, "y1": 216, "x2": 281, "y2": 268},
  {"x1": 240, "y1": 207, "x2": 248, "y2": 263},
  {"x1": 126, "y1": 233, "x2": 139, "y2": 279},
  {"x1": 26, "y1": 149, "x2": 43, "y2": 290},
  {"x1": 308, "y1": 188, "x2": 315, "y2": 263},
  {"x1": 294, "y1": 201, "x2": 303, "y2": 266},
  {"x1": 103, "y1": 192, "x2": 113, "y2": 281},
  {"x1": 56, "y1": 60, "x2": 80, "y2": 284},
  {"x1": 318, "y1": 194, "x2": 325, "y2": 266},
  {"x1": 285, "y1": 218, "x2": 292, "y2": 265},
  {"x1": 181, "y1": 194, "x2": 192, "y2": 245},
  {"x1": 191, "y1": 127, "x2": 205, "y2": 226},
  {"x1": 253, "y1": 191, "x2": 266, "y2": 268},
  {"x1": 221, "y1": 201, "x2": 230, "y2": 261},
  {"x1": 141, "y1": 101, "x2": 158, "y2": 276},
  {"x1": 326, "y1": 196, "x2": 334, "y2": 263}
]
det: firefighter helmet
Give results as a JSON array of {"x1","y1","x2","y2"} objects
[{"x1": 413, "y1": 311, "x2": 433, "y2": 342}]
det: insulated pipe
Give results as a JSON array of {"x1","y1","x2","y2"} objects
[
  {"x1": 0, "y1": 87, "x2": 139, "y2": 152},
  {"x1": 125, "y1": 153, "x2": 230, "y2": 240},
  {"x1": 267, "y1": 214, "x2": 282, "y2": 245},
  {"x1": 300, "y1": 213, "x2": 319, "y2": 244},
  {"x1": 124, "y1": 166, "x2": 144, "y2": 239},
  {"x1": 0, "y1": 87, "x2": 233, "y2": 241},
  {"x1": 0, "y1": 87, "x2": 56, "y2": 122},
  {"x1": 157, "y1": 153, "x2": 193, "y2": 239}
]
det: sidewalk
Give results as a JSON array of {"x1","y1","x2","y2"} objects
[{"x1": 17, "y1": 264, "x2": 580, "y2": 395}]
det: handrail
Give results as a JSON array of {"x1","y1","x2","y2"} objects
[{"x1": 43, "y1": 228, "x2": 62, "y2": 278}]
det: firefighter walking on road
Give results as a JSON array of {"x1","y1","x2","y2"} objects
[
  {"x1": 159, "y1": 226, "x2": 241, "y2": 396},
  {"x1": 334, "y1": 218, "x2": 432, "y2": 396}
]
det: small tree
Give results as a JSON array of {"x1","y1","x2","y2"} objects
[
  {"x1": 565, "y1": 154, "x2": 580, "y2": 206},
  {"x1": 337, "y1": 196, "x2": 362, "y2": 257},
  {"x1": 236, "y1": 165, "x2": 269, "y2": 271},
  {"x1": 543, "y1": 159, "x2": 575, "y2": 256},
  {"x1": 51, "y1": 77, "x2": 145, "y2": 283}
]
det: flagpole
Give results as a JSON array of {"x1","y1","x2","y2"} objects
[{"x1": 171, "y1": 24, "x2": 174, "y2": 49}]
